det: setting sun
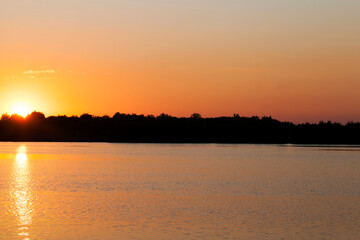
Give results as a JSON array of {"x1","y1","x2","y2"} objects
[{"x1": 12, "y1": 103, "x2": 31, "y2": 117}]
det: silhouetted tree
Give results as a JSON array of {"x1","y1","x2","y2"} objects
[
  {"x1": 101, "y1": 115, "x2": 110, "y2": 119},
  {"x1": 190, "y1": 113, "x2": 202, "y2": 119},
  {"x1": 113, "y1": 112, "x2": 126, "y2": 119},
  {"x1": 27, "y1": 111, "x2": 45, "y2": 121},
  {"x1": 1, "y1": 114, "x2": 10, "y2": 121},
  {"x1": 0, "y1": 112, "x2": 359, "y2": 143},
  {"x1": 157, "y1": 113, "x2": 173, "y2": 119},
  {"x1": 80, "y1": 113, "x2": 93, "y2": 120},
  {"x1": 10, "y1": 114, "x2": 24, "y2": 122}
]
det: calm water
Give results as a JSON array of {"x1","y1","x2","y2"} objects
[{"x1": 0, "y1": 143, "x2": 359, "y2": 240}]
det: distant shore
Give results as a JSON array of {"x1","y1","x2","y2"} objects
[{"x1": 0, "y1": 112, "x2": 359, "y2": 144}]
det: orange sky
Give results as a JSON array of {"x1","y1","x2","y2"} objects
[{"x1": 1, "y1": 0, "x2": 359, "y2": 123}]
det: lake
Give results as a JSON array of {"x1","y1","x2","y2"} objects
[{"x1": 0, "y1": 142, "x2": 359, "y2": 240}]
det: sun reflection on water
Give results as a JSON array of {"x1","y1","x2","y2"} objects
[{"x1": 11, "y1": 145, "x2": 32, "y2": 240}]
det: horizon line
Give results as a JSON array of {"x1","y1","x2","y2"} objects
[{"x1": 1, "y1": 111, "x2": 359, "y2": 125}]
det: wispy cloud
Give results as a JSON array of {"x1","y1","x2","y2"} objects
[{"x1": 23, "y1": 69, "x2": 55, "y2": 74}]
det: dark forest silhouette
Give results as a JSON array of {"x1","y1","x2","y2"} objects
[{"x1": 0, "y1": 111, "x2": 359, "y2": 143}]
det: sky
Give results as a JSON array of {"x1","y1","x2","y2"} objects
[{"x1": 1, "y1": 0, "x2": 359, "y2": 123}]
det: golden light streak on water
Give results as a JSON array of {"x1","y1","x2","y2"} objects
[{"x1": 11, "y1": 145, "x2": 32, "y2": 240}]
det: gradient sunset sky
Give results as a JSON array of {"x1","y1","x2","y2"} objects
[{"x1": 1, "y1": 0, "x2": 359, "y2": 123}]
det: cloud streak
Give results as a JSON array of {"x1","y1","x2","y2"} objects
[{"x1": 23, "y1": 69, "x2": 55, "y2": 74}]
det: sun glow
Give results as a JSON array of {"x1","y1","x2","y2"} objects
[{"x1": 11, "y1": 103, "x2": 31, "y2": 117}]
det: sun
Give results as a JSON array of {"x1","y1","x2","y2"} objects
[{"x1": 12, "y1": 103, "x2": 31, "y2": 117}]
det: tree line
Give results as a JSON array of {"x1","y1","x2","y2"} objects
[{"x1": 0, "y1": 111, "x2": 359, "y2": 143}]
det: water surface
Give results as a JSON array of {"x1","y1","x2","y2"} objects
[{"x1": 0, "y1": 143, "x2": 359, "y2": 239}]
